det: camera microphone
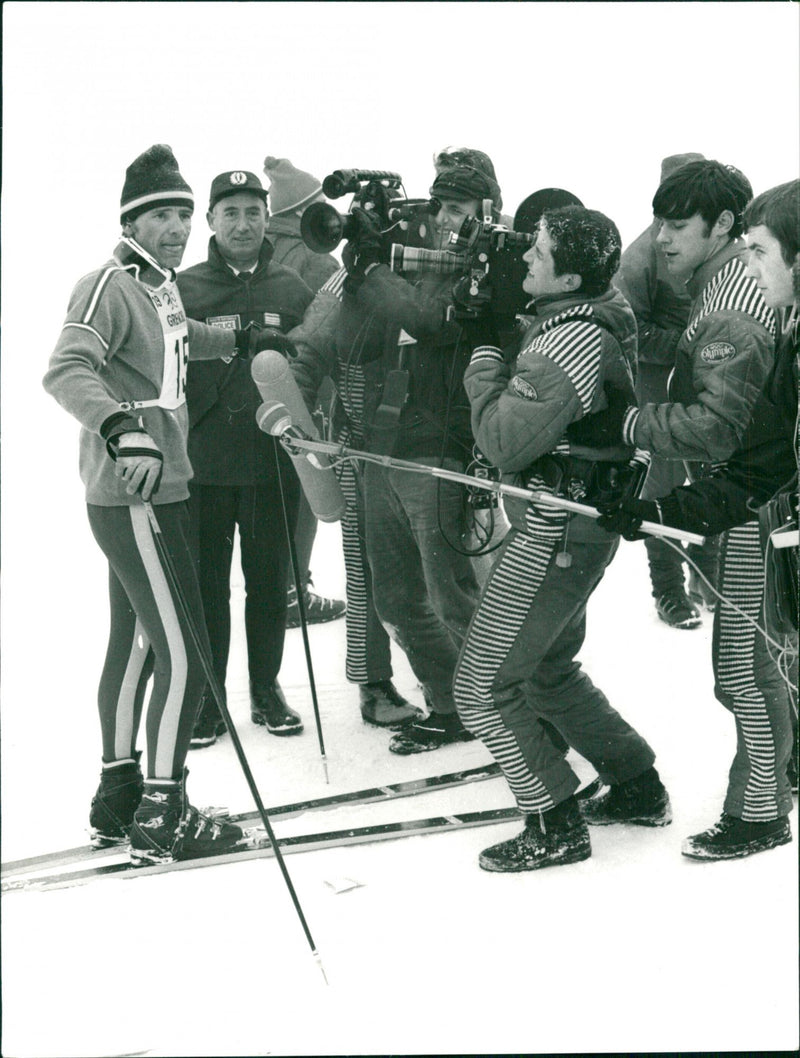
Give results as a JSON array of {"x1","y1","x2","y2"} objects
[
  {"x1": 251, "y1": 351, "x2": 346, "y2": 522},
  {"x1": 256, "y1": 401, "x2": 322, "y2": 463}
]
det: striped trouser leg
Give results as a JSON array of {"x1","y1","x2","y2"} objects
[
  {"x1": 335, "y1": 448, "x2": 392, "y2": 685},
  {"x1": 714, "y1": 523, "x2": 794, "y2": 820},
  {"x1": 454, "y1": 509, "x2": 570, "y2": 814},
  {"x1": 88, "y1": 503, "x2": 208, "y2": 780},
  {"x1": 98, "y1": 568, "x2": 154, "y2": 762}
]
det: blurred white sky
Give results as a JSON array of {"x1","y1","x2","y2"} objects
[{"x1": 1, "y1": 0, "x2": 798, "y2": 566}]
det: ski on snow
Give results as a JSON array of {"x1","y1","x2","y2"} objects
[
  {"x1": 3, "y1": 806, "x2": 522, "y2": 893},
  {"x1": 1, "y1": 762, "x2": 503, "y2": 881}
]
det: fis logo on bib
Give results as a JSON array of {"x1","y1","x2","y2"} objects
[{"x1": 700, "y1": 341, "x2": 736, "y2": 364}]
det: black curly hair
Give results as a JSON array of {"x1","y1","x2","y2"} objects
[
  {"x1": 541, "y1": 206, "x2": 622, "y2": 298},
  {"x1": 652, "y1": 159, "x2": 753, "y2": 239}
]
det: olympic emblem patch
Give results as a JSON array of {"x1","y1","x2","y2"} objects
[
  {"x1": 700, "y1": 341, "x2": 736, "y2": 364},
  {"x1": 511, "y1": 376, "x2": 538, "y2": 400},
  {"x1": 229, "y1": 171, "x2": 248, "y2": 185}
]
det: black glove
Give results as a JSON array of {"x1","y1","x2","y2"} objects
[
  {"x1": 234, "y1": 326, "x2": 297, "y2": 360},
  {"x1": 596, "y1": 497, "x2": 660, "y2": 541},
  {"x1": 567, "y1": 382, "x2": 633, "y2": 449},
  {"x1": 458, "y1": 313, "x2": 498, "y2": 354},
  {"x1": 341, "y1": 207, "x2": 384, "y2": 275}
]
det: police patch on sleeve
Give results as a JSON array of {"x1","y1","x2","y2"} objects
[
  {"x1": 511, "y1": 376, "x2": 538, "y2": 400},
  {"x1": 700, "y1": 341, "x2": 736, "y2": 363}
]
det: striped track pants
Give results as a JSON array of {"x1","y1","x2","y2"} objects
[
  {"x1": 455, "y1": 510, "x2": 569, "y2": 812},
  {"x1": 88, "y1": 502, "x2": 208, "y2": 779},
  {"x1": 331, "y1": 417, "x2": 394, "y2": 684},
  {"x1": 713, "y1": 522, "x2": 794, "y2": 820}
]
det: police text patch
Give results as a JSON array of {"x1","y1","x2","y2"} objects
[
  {"x1": 206, "y1": 314, "x2": 241, "y2": 330},
  {"x1": 700, "y1": 341, "x2": 736, "y2": 364}
]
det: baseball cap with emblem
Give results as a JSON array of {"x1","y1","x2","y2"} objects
[{"x1": 208, "y1": 171, "x2": 269, "y2": 211}]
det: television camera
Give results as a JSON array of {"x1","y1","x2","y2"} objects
[{"x1": 300, "y1": 169, "x2": 439, "y2": 256}]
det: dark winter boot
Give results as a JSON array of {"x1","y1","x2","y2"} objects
[
  {"x1": 479, "y1": 796, "x2": 591, "y2": 872},
  {"x1": 580, "y1": 767, "x2": 672, "y2": 827},
  {"x1": 681, "y1": 813, "x2": 792, "y2": 861},
  {"x1": 359, "y1": 680, "x2": 420, "y2": 728},
  {"x1": 687, "y1": 569, "x2": 717, "y2": 612},
  {"x1": 129, "y1": 772, "x2": 244, "y2": 865},
  {"x1": 286, "y1": 582, "x2": 346, "y2": 628},
  {"x1": 655, "y1": 590, "x2": 702, "y2": 629},
  {"x1": 388, "y1": 711, "x2": 475, "y2": 755},
  {"x1": 89, "y1": 752, "x2": 144, "y2": 847},
  {"x1": 189, "y1": 689, "x2": 227, "y2": 749},
  {"x1": 250, "y1": 681, "x2": 303, "y2": 735}
]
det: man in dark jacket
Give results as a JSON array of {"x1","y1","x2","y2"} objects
[
  {"x1": 178, "y1": 170, "x2": 314, "y2": 745},
  {"x1": 326, "y1": 159, "x2": 506, "y2": 754}
]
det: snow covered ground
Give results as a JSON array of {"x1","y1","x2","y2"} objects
[{"x1": 2, "y1": 520, "x2": 798, "y2": 1057}]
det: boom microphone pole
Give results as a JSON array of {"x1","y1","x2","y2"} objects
[
  {"x1": 269, "y1": 434, "x2": 330, "y2": 784},
  {"x1": 260, "y1": 415, "x2": 707, "y2": 547},
  {"x1": 141, "y1": 500, "x2": 328, "y2": 983}
]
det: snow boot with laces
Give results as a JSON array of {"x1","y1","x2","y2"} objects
[
  {"x1": 580, "y1": 766, "x2": 672, "y2": 827},
  {"x1": 681, "y1": 813, "x2": 791, "y2": 860},
  {"x1": 479, "y1": 796, "x2": 592, "y2": 872}
]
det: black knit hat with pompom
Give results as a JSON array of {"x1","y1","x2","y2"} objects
[{"x1": 120, "y1": 144, "x2": 194, "y2": 223}]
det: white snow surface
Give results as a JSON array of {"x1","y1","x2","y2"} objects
[{"x1": 2, "y1": 522, "x2": 798, "y2": 1057}]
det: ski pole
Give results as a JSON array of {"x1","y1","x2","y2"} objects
[
  {"x1": 141, "y1": 500, "x2": 328, "y2": 983},
  {"x1": 273, "y1": 447, "x2": 329, "y2": 782},
  {"x1": 271, "y1": 434, "x2": 707, "y2": 546}
]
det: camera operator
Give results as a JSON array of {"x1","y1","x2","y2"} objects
[
  {"x1": 292, "y1": 150, "x2": 505, "y2": 754},
  {"x1": 454, "y1": 205, "x2": 672, "y2": 872}
]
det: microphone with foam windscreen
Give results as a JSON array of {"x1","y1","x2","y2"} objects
[{"x1": 252, "y1": 351, "x2": 346, "y2": 522}]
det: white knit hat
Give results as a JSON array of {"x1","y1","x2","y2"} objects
[{"x1": 263, "y1": 157, "x2": 323, "y2": 215}]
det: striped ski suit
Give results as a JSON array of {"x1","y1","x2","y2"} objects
[
  {"x1": 455, "y1": 288, "x2": 656, "y2": 813},
  {"x1": 44, "y1": 240, "x2": 234, "y2": 779},
  {"x1": 627, "y1": 242, "x2": 790, "y2": 821}
]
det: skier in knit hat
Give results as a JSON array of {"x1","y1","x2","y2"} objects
[
  {"x1": 43, "y1": 145, "x2": 277, "y2": 864},
  {"x1": 262, "y1": 157, "x2": 347, "y2": 630}
]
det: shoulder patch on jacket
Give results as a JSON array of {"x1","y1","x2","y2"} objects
[
  {"x1": 699, "y1": 341, "x2": 736, "y2": 364},
  {"x1": 511, "y1": 376, "x2": 538, "y2": 400}
]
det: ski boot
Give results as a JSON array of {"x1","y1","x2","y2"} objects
[
  {"x1": 129, "y1": 771, "x2": 244, "y2": 865},
  {"x1": 89, "y1": 752, "x2": 144, "y2": 847}
]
